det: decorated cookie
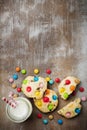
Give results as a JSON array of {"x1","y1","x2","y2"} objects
[
  {"x1": 22, "y1": 76, "x2": 47, "y2": 99},
  {"x1": 34, "y1": 89, "x2": 58, "y2": 113},
  {"x1": 58, "y1": 76, "x2": 80, "y2": 100},
  {"x1": 57, "y1": 98, "x2": 82, "y2": 118}
]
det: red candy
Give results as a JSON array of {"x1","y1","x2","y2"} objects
[
  {"x1": 79, "y1": 87, "x2": 84, "y2": 92},
  {"x1": 43, "y1": 97, "x2": 49, "y2": 103},
  {"x1": 55, "y1": 78, "x2": 61, "y2": 83},
  {"x1": 17, "y1": 87, "x2": 21, "y2": 92},
  {"x1": 65, "y1": 79, "x2": 71, "y2": 85},
  {"x1": 26, "y1": 86, "x2": 31, "y2": 92},
  {"x1": 37, "y1": 113, "x2": 42, "y2": 118},
  {"x1": 46, "y1": 69, "x2": 51, "y2": 74},
  {"x1": 72, "y1": 91, "x2": 76, "y2": 96}
]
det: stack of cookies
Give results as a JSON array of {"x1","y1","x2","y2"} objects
[{"x1": 22, "y1": 75, "x2": 82, "y2": 118}]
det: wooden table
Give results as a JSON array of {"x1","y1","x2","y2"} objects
[{"x1": 0, "y1": 0, "x2": 87, "y2": 130}]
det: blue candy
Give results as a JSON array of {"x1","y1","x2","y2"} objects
[
  {"x1": 13, "y1": 74, "x2": 18, "y2": 80},
  {"x1": 49, "y1": 79, "x2": 54, "y2": 85},
  {"x1": 34, "y1": 76, "x2": 39, "y2": 82},
  {"x1": 57, "y1": 119, "x2": 63, "y2": 125},
  {"x1": 43, "y1": 119, "x2": 48, "y2": 125},
  {"x1": 75, "y1": 108, "x2": 81, "y2": 114},
  {"x1": 52, "y1": 95, "x2": 58, "y2": 100}
]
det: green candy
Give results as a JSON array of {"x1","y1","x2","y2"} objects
[
  {"x1": 22, "y1": 80, "x2": 28, "y2": 84},
  {"x1": 21, "y1": 69, "x2": 27, "y2": 74},
  {"x1": 48, "y1": 104, "x2": 54, "y2": 111},
  {"x1": 63, "y1": 92, "x2": 69, "y2": 99}
]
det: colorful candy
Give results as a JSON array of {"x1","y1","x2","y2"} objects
[
  {"x1": 13, "y1": 74, "x2": 18, "y2": 80},
  {"x1": 46, "y1": 69, "x2": 51, "y2": 74},
  {"x1": 43, "y1": 97, "x2": 49, "y2": 103},
  {"x1": 26, "y1": 86, "x2": 32, "y2": 92},
  {"x1": 81, "y1": 96, "x2": 87, "y2": 102},
  {"x1": 75, "y1": 108, "x2": 81, "y2": 114},
  {"x1": 65, "y1": 79, "x2": 71, "y2": 85},
  {"x1": 34, "y1": 76, "x2": 39, "y2": 81},
  {"x1": 21, "y1": 69, "x2": 27, "y2": 74},
  {"x1": 12, "y1": 84, "x2": 17, "y2": 89},
  {"x1": 49, "y1": 79, "x2": 54, "y2": 85},
  {"x1": 63, "y1": 92, "x2": 69, "y2": 99},
  {"x1": 55, "y1": 78, "x2": 61, "y2": 83},
  {"x1": 43, "y1": 119, "x2": 48, "y2": 125},
  {"x1": 45, "y1": 77, "x2": 51, "y2": 82},
  {"x1": 34, "y1": 69, "x2": 39, "y2": 74},
  {"x1": 52, "y1": 95, "x2": 58, "y2": 100},
  {"x1": 17, "y1": 87, "x2": 21, "y2": 92},
  {"x1": 48, "y1": 115, "x2": 54, "y2": 120},
  {"x1": 37, "y1": 113, "x2": 42, "y2": 118},
  {"x1": 9, "y1": 78, "x2": 14, "y2": 83},
  {"x1": 79, "y1": 87, "x2": 84, "y2": 92},
  {"x1": 57, "y1": 119, "x2": 63, "y2": 125},
  {"x1": 15, "y1": 67, "x2": 21, "y2": 72}
]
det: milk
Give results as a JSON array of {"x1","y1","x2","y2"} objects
[{"x1": 6, "y1": 97, "x2": 32, "y2": 123}]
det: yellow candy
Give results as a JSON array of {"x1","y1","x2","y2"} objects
[
  {"x1": 35, "y1": 91, "x2": 41, "y2": 96},
  {"x1": 45, "y1": 77, "x2": 50, "y2": 82},
  {"x1": 34, "y1": 69, "x2": 39, "y2": 74},
  {"x1": 36, "y1": 100, "x2": 42, "y2": 107},
  {"x1": 59, "y1": 87, "x2": 65, "y2": 93}
]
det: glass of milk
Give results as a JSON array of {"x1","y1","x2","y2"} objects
[{"x1": 6, "y1": 97, "x2": 32, "y2": 123}]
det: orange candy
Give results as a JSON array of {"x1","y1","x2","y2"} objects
[
  {"x1": 45, "y1": 89, "x2": 50, "y2": 95},
  {"x1": 70, "y1": 85, "x2": 75, "y2": 91},
  {"x1": 15, "y1": 67, "x2": 21, "y2": 72}
]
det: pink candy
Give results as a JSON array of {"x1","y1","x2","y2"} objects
[
  {"x1": 9, "y1": 78, "x2": 14, "y2": 83},
  {"x1": 81, "y1": 96, "x2": 87, "y2": 102}
]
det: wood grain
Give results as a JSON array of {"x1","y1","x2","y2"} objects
[{"x1": 0, "y1": 0, "x2": 87, "y2": 130}]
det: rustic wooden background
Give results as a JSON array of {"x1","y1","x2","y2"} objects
[{"x1": 0, "y1": 0, "x2": 87, "y2": 130}]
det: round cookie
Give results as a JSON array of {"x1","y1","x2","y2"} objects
[
  {"x1": 57, "y1": 98, "x2": 82, "y2": 118},
  {"x1": 22, "y1": 76, "x2": 47, "y2": 99},
  {"x1": 34, "y1": 89, "x2": 58, "y2": 113},
  {"x1": 58, "y1": 76, "x2": 80, "y2": 100}
]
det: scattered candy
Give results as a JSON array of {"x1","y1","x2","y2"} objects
[
  {"x1": 45, "y1": 77, "x2": 50, "y2": 82},
  {"x1": 15, "y1": 67, "x2": 21, "y2": 72},
  {"x1": 49, "y1": 79, "x2": 54, "y2": 85},
  {"x1": 12, "y1": 84, "x2": 17, "y2": 89},
  {"x1": 55, "y1": 78, "x2": 61, "y2": 83},
  {"x1": 37, "y1": 113, "x2": 42, "y2": 118},
  {"x1": 9, "y1": 78, "x2": 14, "y2": 83},
  {"x1": 17, "y1": 87, "x2": 21, "y2": 92},
  {"x1": 65, "y1": 79, "x2": 71, "y2": 85},
  {"x1": 48, "y1": 115, "x2": 54, "y2": 120},
  {"x1": 21, "y1": 69, "x2": 27, "y2": 74},
  {"x1": 57, "y1": 119, "x2": 63, "y2": 125},
  {"x1": 79, "y1": 87, "x2": 84, "y2": 92},
  {"x1": 43, "y1": 119, "x2": 48, "y2": 125},
  {"x1": 46, "y1": 69, "x2": 51, "y2": 74},
  {"x1": 81, "y1": 96, "x2": 87, "y2": 102},
  {"x1": 34, "y1": 69, "x2": 39, "y2": 74},
  {"x1": 13, "y1": 74, "x2": 18, "y2": 80},
  {"x1": 13, "y1": 94, "x2": 19, "y2": 98}
]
